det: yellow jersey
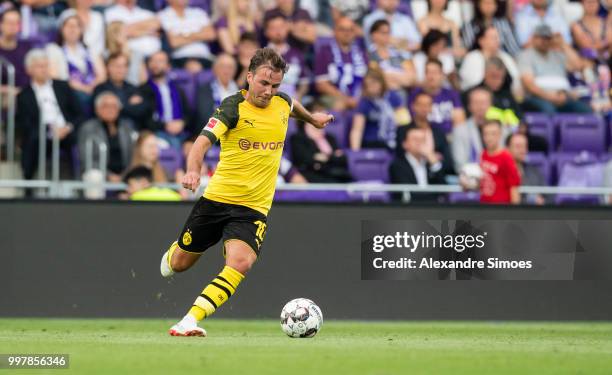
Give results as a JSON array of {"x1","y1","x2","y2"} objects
[{"x1": 200, "y1": 89, "x2": 292, "y2": 216}]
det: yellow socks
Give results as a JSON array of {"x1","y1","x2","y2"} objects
[{"x1": 188, "y1": 266, "x2": 245, "y2": 321}]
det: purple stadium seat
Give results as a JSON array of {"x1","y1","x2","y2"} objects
[
  {"x1": 169, "y1": 69, "x2": 198, "y2": 111},
  {"x1": 557, "y1": 114, "x2": 606, "y2": 154},
  {"x1": 555, "y1": 161, "x2": 604, "y2": 205},
  {"x1": 524, "y1": 113, "x2": 555, "y2": 151},
  {"x1": 346, "y1": 149, "x2": 393, "y2": 182},
  {"x1": 274, "y1": 190, "x2": 352, "y2": 202},
  {"x1": 448, "y1": 191, "x2": 480, "y2": 203},
  {"x1": 324, "y1": 111, "x2": 348, "y2": 149},
  {"x1": 159, "y1": 146, "x2": 183, "y2": 177},
  {"x1": 551, "y1": 151, "x2": 599, "y2": 183},
  {"x1": 525, "y1": 152, "x2": 552, "y2": 185}
]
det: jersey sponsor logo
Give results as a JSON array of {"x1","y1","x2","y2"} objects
[
  {"x1": 205, "y1": 118, "x2": 219, "y2": 130},
  {"x1": 238, "y1": 138, "x2": 284, "y2": 151}
]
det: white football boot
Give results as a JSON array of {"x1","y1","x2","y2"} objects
[{"x1": 168, "y1": 315, "x2": 207, "y2": 337}]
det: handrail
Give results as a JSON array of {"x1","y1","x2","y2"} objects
[
  {"x1": 85, "y1": 137, "x2": 108, "y2": 181},
  {"x1": 0, "y1": 180, "x2": 611, "y2": 196},
  {"x1": 0, "y1": 56, "x2": 16, "y2": 162}
]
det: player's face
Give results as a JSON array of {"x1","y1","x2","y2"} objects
[{"x1": 246, "y1": 67, "x2": 283, "y2": 108}]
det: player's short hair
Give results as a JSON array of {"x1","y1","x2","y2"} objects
[{"x1": 248, "y1": 47, "x2": 288, "y2": 74}]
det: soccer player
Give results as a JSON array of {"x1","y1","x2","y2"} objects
[{"x1": 160, "y1": 47, "x2": 334, "y2": 336}]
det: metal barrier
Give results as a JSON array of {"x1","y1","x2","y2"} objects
[
  {"x1": 0, "y1": 56, "x2": 16, "y2": 162},
  {"x1": 0, "y1": 180, "x2": 611, "y2": 202},
  {"x1": 84, "y1": 137, "x2": 108, "y2": 181}
]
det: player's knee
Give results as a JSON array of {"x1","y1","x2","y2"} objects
[
  {"x1": 170, "y1": 255, "x2": 191, "y2": 273},
  {"x1": 227, "y1": 255, "x2": 256, "y2": 275}
]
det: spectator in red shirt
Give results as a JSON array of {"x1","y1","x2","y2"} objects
[{"x1": 479, "y1": 120, "x2": 521, "y2": 204}]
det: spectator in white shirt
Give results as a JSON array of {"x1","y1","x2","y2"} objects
[
  {"x1": 61, "y1": 0, "x2": 106, "y2": 56},
  {"x1": 363, "y1": 0, "x2": 421, "y2": 53},
  {"x1": 459, "y1": 25, "x2": 520, "y2": 93},
  {"x1": 104, "y1": 0, "x2": 161, "y2": 57},
  {"x1": 158, "y1": 0, "x2": 216, "y2": 72}
]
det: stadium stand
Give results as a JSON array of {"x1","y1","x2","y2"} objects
[{"x1": 0, "y1": 0, "x2": 611, "y2": 205}]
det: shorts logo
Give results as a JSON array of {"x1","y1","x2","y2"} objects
[
  {"x1": 238, "y1": 138, "x2": 284, "y2": 151},
  {"x1": 182, "y1": 229, "x2": 193, "y2": 246}
]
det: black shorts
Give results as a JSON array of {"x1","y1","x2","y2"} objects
[{"x1": 177, "y1": 197, "x2": 267, "y2": 256}]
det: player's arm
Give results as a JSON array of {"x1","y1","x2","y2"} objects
[
  {"x1": 290, "y1": 99, "x2": 335, "y2": 129},
  {"x1": 182, "y1": 135, "x2": 212, "y2": 192}
]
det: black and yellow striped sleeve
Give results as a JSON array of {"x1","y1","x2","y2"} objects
[{"x1": 200, "y1": 92, "x2": 244, "y2": 143}]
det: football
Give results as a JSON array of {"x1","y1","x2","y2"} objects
[{"x1": 280, "y1": 298, "x2": 323, "y2": 338}]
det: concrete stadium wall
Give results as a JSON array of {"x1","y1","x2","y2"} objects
[{"x1": 1, "y1": 200, "x2": 611, "y2": 321}]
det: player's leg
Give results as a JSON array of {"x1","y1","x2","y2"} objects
[
  {"x1": 160, "y1": 241, "x2": 201, "y2": 277},
  {"x1": 169, "y1": 212, "x2": 266, "y2": 337},
  {"x1": 160, "y1": 197, "x2": 225, "y2": 277}
]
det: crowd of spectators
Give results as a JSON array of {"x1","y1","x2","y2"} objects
[{"x1": 0, "y1": 0, "x2": 611, "y2": 203}]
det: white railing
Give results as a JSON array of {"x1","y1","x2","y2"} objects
[
  {"x1": 0, "y1": 56, "x2": 16, "y2": 163},
  {"x1": 0, "y1": 180, "x2": 611, "y2": 200}
]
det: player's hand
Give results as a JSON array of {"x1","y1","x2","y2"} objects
[
  {"x1": 310, "y1": 112, "x2": 335, "y2": 129},
  {"x1": 181, "y1": 171, "x2": 201, "y2": 192}
]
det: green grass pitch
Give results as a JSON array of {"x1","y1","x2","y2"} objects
[{"x1": 0, "y1": 319, "x2": 611, "y2": 374}]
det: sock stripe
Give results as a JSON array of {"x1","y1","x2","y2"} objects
[
  {"x1": 215, "y1": 275, "x2": 236, "y2": 290},
  {"x1": 214, "y1": 278, "x2": 236, "y2": 294},
  {"x1": 200, "y1": 293, "x2": 218, "y2": 309},
  {"x1": 211, "y1": 281, "x2": 232, "y2": 298}
]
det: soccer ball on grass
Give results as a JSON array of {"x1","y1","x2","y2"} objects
[{"x1": 280, "y1": 298, "x2": 323, "y2": 338}]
